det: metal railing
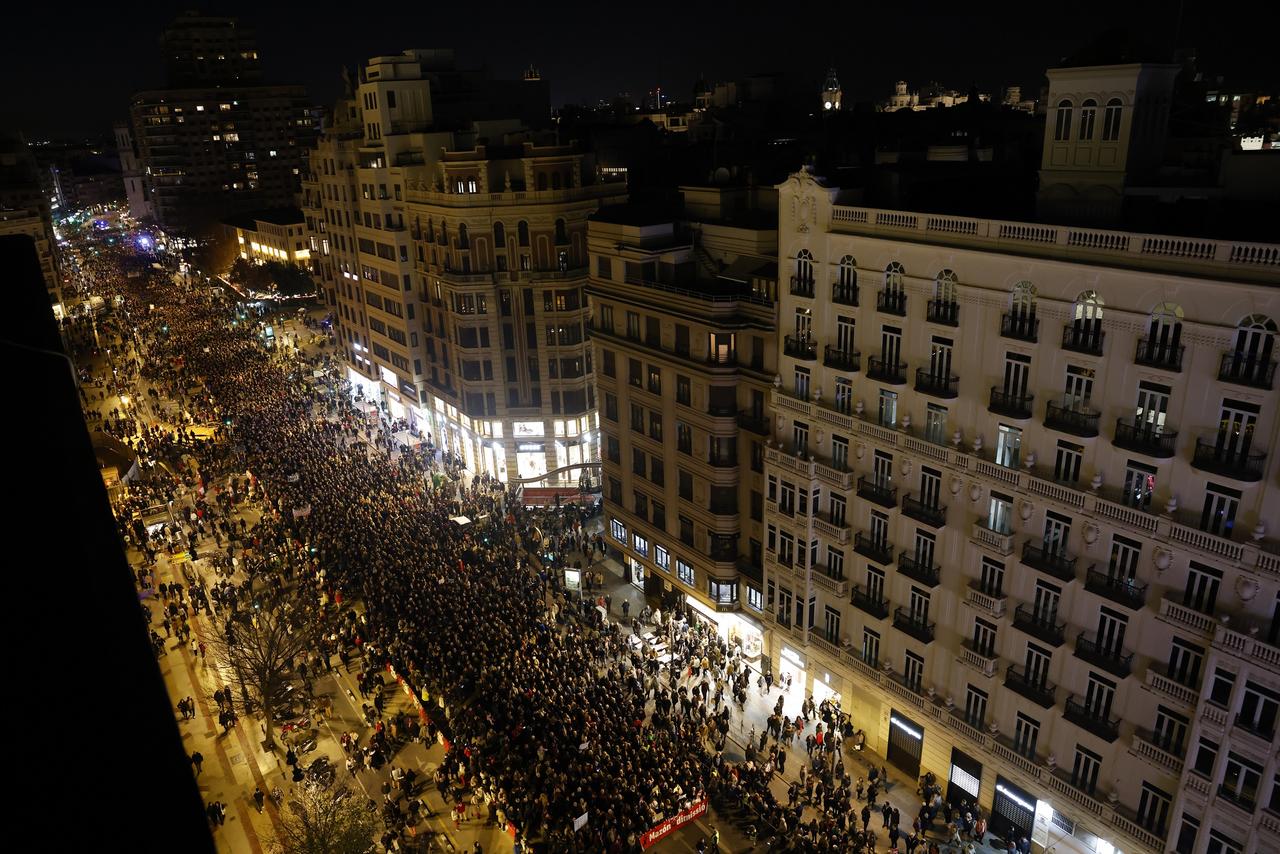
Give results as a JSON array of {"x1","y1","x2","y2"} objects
[
  {"x1": 1013, "y1": 603, "x2": 1066, "y2": 646},
  {"x1": 877, "y1": 289, "x2": 907, "y2": 316},
  {"x1": 1062, "y1": 324, "x2": 1105, "y2": 355},
  {"x1": 850, "y1": 584, "x2": 889, "y2": 619},
  {"x1": 926, "y1": 299, "x2": 959, "y2": 325},
  {"x1": 867, "y1": 356, "x2": 907, "y2": 383},
  {"x1": 854, "y1": 531, "x2": 894, "y2": 565},
  {"x1": 1005, "y1": 664, "x2": 1057, "y2": 708},
  {"x1": 902, "y1": 494, "x2": 945, "y2": 528},
  {"x1": 1218, "y1": 352, "x2": 1277, "y2": 390},
  {"x1": 893, "y1": 606, "x2": 936, "y2": 643},
  {"x1": 1085, "y1": 568, "x2": 1147, "y2": 609},
  {"x1": 1044, "y1": 397, "x2": 1101, "y2": 437},
  {"x1": 1064, "y1": 696, "x2": 1120, "y2": 742},
  {"x1": 1192, "y1": 436, "x2": 1266, "y2": 481},
  {"x1": 823, "y1": 346, "x2": 860, "y2": 372},
  {"x1": 897, "y1": 552, "x2": 941, "y2": 587},
  {"x1": 790, "y1": 275, "x2": 815, "y2": 298},
  {"x1": 1021, "y1": 540, "x2": 1078, "y2": 582},
  {"x1": 989, "y1": 386, "x2": 1034, "y2": 418},
  {"x1": 1112, "y1": 418, "x2": 1177, "y2": 457},
  {"x1": 857, "y1": 476, "x2": 898, "y2": 507},
  {"x1": 1134, "y1": 337, "x2": 1184, "y2": 372},
  {"x1": 914, "y1": 368, "x2": 959, "y2": 398},
  {"x1": 1074, "y1": 631, "x2": 1135, "y2": 678},
  {"x1": 783, "y1": 335, "x2": 817, "y2": 360},
  {"x1": 1000, "y1": 312, "x2": 1038, "y2": 342},
  {"x1": 831, "y1": 284, "x2": 859, "y2": 306}
]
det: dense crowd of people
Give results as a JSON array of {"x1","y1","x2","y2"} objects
[{"x1": 72, "y1": 226, "x2": 1013, "y2": 853}]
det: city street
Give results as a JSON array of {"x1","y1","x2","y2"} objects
[{"x1": 64, "y1": 229, "x2": 1011, "y2": 854}]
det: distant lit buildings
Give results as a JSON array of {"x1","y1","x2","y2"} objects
[
  {"x1": 125, "y1": 13, "x2": 313, "y2": 236},
  {"x1": 885, "y1": 80, "x2": 991, "y2": 112},
  {"x1": 225, "y1": 208, "x2": 308, "y2": 266},
  {"x1": 0, "y1": 132, "x2": 62, "y2": 312}
]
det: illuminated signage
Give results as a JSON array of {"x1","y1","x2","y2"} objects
[
  {"x1": 890, "y1": 714, "x2": 922, "y2": 740},
  {"x1": 513, "y1": 421, "x2": 545, "y2": 437}
]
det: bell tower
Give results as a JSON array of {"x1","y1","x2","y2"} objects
[{"x1": 821, "y1": 68, "x2": 842, "y2": 112}]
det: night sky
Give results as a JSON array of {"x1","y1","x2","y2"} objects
[{"x1": 3, "y1": 0, "x2": 1272, "y2": 139}]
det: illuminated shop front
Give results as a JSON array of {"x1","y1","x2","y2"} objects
[{"x1": 685, "y1": 594, "x2": 763, "y2": 663}]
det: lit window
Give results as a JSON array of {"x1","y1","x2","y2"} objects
[{"x1": 196, "y1": 105, "x2": 205, "y2": 112}]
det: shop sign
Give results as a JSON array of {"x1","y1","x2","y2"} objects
[
  {"x1": 890, "y1": 713, "x2": 923, "y2": 740},
  {"x1": 513, "y1": 421, "x2": 544, "y2": 437}
]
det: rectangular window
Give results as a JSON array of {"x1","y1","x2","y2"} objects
[
  {"x1": 1054, "y1": 439, "x2": 1083, "y2": 483},
  {"x1": 1200, "y1": 482, "x2": 1241, "y2": 538},
  {"x1": 676, "y1": 559, "x2": 694, "y2": 586},
  {"x1": 987, "y1": 490, "x2": 1013, "y2": 535},
  {"x1": 1167, "y1": 638, "x2": 1204, "y2": 687},
  {"x1": 632, "y1": 532, "x2": 649, "y2": 558},
  {"x1": 654, "y1": 545, "x2": 669, "y2": 572},
  {"x1": 677, "y1": 423, "x2": 692, "y2": 454},
  {"x1": 1174, "y1": 814, "x2": 1200, "y2": 854},
  {"x1": 1136, "y1": 783, "x2": 1171, "y2": 834},
  {"x1": 903, "y1": 650, "x2": 924, "y2": 693},
  {"x1": 674, "y1": 324, "x2": 689, "y2": 357},
  {"x1": 1014, "y1": 712, "x2": 1040, "y2": 759},
  {"x1": 746, "y1": 585, "x2": 763, "y2": 612},
  {"x1": 1192, "y1": 737, "x2": 1218, "y2": 777},
  {"x1": 626, "y1": 311, "x2": 641, "y2": 340},
  {"x1": 1184, "y1": 561, "x2": 1222, "y2": 615},
  {"x1": 1071, "y1": 745, "x2": 1102, "y2": 795},
  {"x1": 1221, "y1": 753, "x2": 1263, "y2": 808},
  {"x1": 996, "y1": 424, "x2": 1022, "y2": 468},
  {"x1": 676, "y1": 375, "x2": 691, "y2": 406},
  {"x1": 609, "y1": 518, "x2": 626, "y2": 544},
  {"x1": 679, "y1": 471, "x2": 693, "y2": 501},
  {"x1": 835, "y1": 377, "x2": 853, "y2": 415},
  {"x1": 794, "y1": 366, "x2": 811, "y2": 402},
  {"x1": 980, "y1": 557, "x2": 1005, "y2": 596},
  {"x1": 925, "y1": 403, "x2": 948, "y2": 445},
  {"x1": 965, "y1": 684, "x2": 988, "y2": 728},
  {"x1": 878, "y1": 389, "x2": 898, "y2": 428}
]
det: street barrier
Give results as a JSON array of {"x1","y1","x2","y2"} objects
[{"x1": 640, "y1": 796, "x2": 707, "y2": 849}]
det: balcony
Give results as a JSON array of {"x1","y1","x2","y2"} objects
[
  {"x1": 1064, "y1": 696, "x2": 1120, "y2": 742},
  {"x1": 867, "y1": 356, "x2": 908, "y2": 384},
  {"x1": 1234, "y1": 712, "x2": 1278, "y2": 743},
  {"x1": 1021, "y1": 541, "x2": 1078, "y2": 582},
  {"x1": 1134, "y1": 337, "x2": 1184, "y2": 372},
  {"x1": 1216, "y1": 785, "x2": 1258, "y2": 813},
  {"x1": 789, "y1": 276, "x2": 815, "y2": 298},
  {"x1": 1004, "y1": 664, "x2": 1057, "y2": 708},
  {"x1": 988, "y1": 386, "x2": 1034, "y2": 419},
  {"x1": 857, "y1": 476, "x2": 898, "y2": 508},
  {"x1": 1085, "y1": 568, "x2": 1147, "y2": 609},
  {"x1": 959, "y1": 641, "x2": 999, "y2": 677},
  {"x1": 783, "y1": 335, "x2": 817, "y2": 360},
  {"x1": 1074, "y1": 631, "x2": 1135, "y2": 678},
  {"x1": 823, "y1": 346, "x2": 861, "y2": 372},
  {"x1": 914, "y1": 368, "x2": 959, "y2": 399},
  {"x1": 709, "y1": 453, "x2": 736, "y2": 469},
  {"x1": 850, "y1": 584, "x2": 889, "y2": 619},
  {"x1": 1044, "y1": 398, "x2": 1101, "y2": 438},
  {"x1": 813, "y1": 513, "x2": 851, "y2": 544},
  {"x1": 1112, "y1": 418, "x2": 1177, "y2": 458},
  {"x1": 831, "y1": 284, "x2": 859, "y2": 306},
  {"x1": 1191, "y1": 436, "x2": 1266, "y2": 482},
  {"x1": 854, "y1": 531, "x2": 894, "y2": 565},
  {"x1": 926, "y1": 299, "x2": 959, "y2": 326},
  {"x1": 1130, "y1": 729, "x2": 1185, "y2": 775},
  {"x1": 898, "y1": 552, "x2": 940, "y2": 587},
  {"x1": 876, "y1": 289, "x2": 907, "y2": 316},
  {"x1": 1218, "y1": 352, "x2": 1277, "y2": 390},
  {"x1": 902, "y1": 494, "x2": 945, "y2": 528},
  {"x1": 737, "y1": 411, "x2": 770, "y2": 435},
  {"x1": 971, "y1": 521, "x2": 1014, "y2": 556},
  {"x1": 1061, "y1": 325, "x2": 1105, "y2": 356},
  {"x1": 1013, "y1": 604, "x2": 1066, "y2": 646},
  {"x1": 810, "y1": 567, "x2": 848, "y2": 596},
  {"x1": 893, "y1": 607, "x2": 936, "y2": 643},
  {"x1": 1000, "y1": 312, "x2": 1038, "y2": 342},
  {"x1": 964, "y1": 581, "x2": 1007, "y2": 618}
]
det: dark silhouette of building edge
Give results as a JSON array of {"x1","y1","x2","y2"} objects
[{"x1": 2, "y1": 234, "x2": 215, "y2": 852}]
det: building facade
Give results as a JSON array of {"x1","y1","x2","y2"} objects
[
  {"x1": 227, "y1": 208, "x2": 308, "y2": 266},
  {"x1": 763, "y1": 164, "x2": 1280, "y2": 854},
  {"x1": 129, "y1": 84, "x2": 313, "y2": 235},
  {"x1": 300, "y1": 50, "x2": 624, "y2": 483},
  {"x1": 588, "y1": 185, "x2": 778, "y2": 664}
]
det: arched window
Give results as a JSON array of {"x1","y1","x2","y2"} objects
[
  {"x1": 1079, "y1": 99, "x2": 1097, "y2": 140},
  {"x1": 1102, "y1": 98, "x2": 1123, "y2": 141},
  {"x1": 458, "y1": 223, "x2": 469, "y2": 250},
  {"x1": 1140, "y1": 302, "x2": 1184, "y2": 368},
  {"x1": 834, "y1": 255, "x2": 857, "y2": 303},
  {"x1": 493, "y1": 221, "x2": 506, "y2": 248},
  {"x1": 517, "y1": 220, "x2": 530, "y2": 247},
  {"x1": 879, "y1": 261, "x2": 906, "y2": 314},
  {"x1": 1068, "y1": 290, "x2": 1105, "y2": 352},
  {"x1": 1054, "y1": 99, "x2": 1073, "y2": 141},
  {"x1": 931, "y1": 269, "x2": 958, "y2": 324},
  {"x1": 1226, "y1": 314, "x2": 1278, "y2": 386},
  {"x1": 554, "y1": 218, "x2": 568, "y2": 245},
  {"x1": 795, "y1": 249, "x2": 814, "y2": 284},
  {"x1": 1007, "y1": 281, "x2": 1037, "y2": 339}
]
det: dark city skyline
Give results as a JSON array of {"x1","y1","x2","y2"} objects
[{"x1": 2, "y1": 0, "x2": 1273, "y2": 138}]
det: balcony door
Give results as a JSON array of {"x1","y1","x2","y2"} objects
[{"x1": 1216, "y1": 401, "x2": 1257, "y2": 457}]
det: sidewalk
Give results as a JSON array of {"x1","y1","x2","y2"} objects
[{"x1": 582, "y1": 551, "x2": 1009, "y2": 854}]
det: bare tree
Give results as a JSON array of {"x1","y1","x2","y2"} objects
[
  {"x1": 271, "y1": 782, "x2": 378, "y2": 854},
  {"x1": 206, "y1": 597, "x2": 318, "y2": 750}
]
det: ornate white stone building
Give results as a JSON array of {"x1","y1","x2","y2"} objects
[{"x1": 762, "y1": 163, "x2": 1280, "y2": 854}]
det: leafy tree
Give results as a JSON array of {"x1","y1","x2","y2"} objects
[{"x1": 271, "y1": 782, "x2": 377, "y2": 854}]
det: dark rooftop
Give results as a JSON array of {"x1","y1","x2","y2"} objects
[{"x1": 222, "y1": 207, "x2": 304, "y2": 230}]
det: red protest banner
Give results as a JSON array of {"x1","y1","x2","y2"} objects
[{"x1": 640, "y1": 797, "x2": 707, "y2": 849}]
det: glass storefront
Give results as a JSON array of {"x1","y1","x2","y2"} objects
[{"x1": 685, "y1": 594, "x2": 764, "y2": 662}]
